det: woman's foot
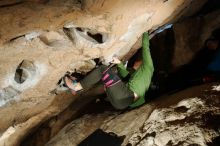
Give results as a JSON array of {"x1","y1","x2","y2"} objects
[{"x1": 64, "y1": 76, "x2": 83, "y2": 95}]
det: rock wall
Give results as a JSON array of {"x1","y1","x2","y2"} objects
[
  {"x1": 0, "y1": 0, "x2": 209, "y2": 145},
  {"x1": 46, "y1": 83, "x2": 220, "y2": 146}
]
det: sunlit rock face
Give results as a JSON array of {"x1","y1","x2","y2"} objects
[{"x1": 0, "y1": 0, "x2": 210, "y2": 145}]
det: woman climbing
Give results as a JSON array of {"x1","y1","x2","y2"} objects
[{"x1": 64, "y1": 32, "x2": 154, "y2": 109}]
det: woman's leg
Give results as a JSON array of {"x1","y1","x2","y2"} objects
[
  {"x1": 79, "y1": 65, "x2": 107, "y2": 90},
  {"x1": 106, "y1": 82, "x2": 134, "y2": 110},
  {"x1": 65, "y1": 65, "x2": 107, "y2": 92}
]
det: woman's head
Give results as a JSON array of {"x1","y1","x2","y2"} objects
[
  {"x1": 128, "y1": 49, "x2": 143, "y2": 70},
  {"x1": 133, "y1": 59, "x2": 142, "y2": 70}
]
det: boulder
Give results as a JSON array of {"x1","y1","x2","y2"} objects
[
  {"x1": 46, "y1": 83, "x2": 220, "y2": 146},
  {"x1": 0, "y1": 0, "x2": 209, "y2": 145}
]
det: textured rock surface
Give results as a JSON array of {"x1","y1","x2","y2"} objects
[
  {"x1": 0, "y1": 0, "x2": 211, "y2": 145},
  {"x1": 128, "y1": 97, "x2": 220, "y2": 146},
  {"x1": 46, "y1": 83, "x2": 220, "y2": 146},
  {"x1": 46, "y1": 112, "x2": 117, "y2": 146}
]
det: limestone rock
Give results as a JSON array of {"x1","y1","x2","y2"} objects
[
  {"x1": 45, "y1": 83, "x2": 220, "y2": 146},
  {"x1": 46, "y1": 112, "x2": 117, "y2": 146},
  {"x1": 0, "y1": 0, "x2": 210, "y2": 145},
  {"x1": 128, "y1": 97, "x2": 220, "y2": 146}
]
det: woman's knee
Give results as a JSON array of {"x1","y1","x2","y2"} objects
[
  {"x1": 110, "y1": 98, "x2": 132, "y2": 110},
  {"x1": 112, "y1": 102, "x2": 128, "y2": 110}
]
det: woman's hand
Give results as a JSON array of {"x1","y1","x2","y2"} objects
[{"x1": 111, "y1": 56, "x2": 121, "y2": 64}]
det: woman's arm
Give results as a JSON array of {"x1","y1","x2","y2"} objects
[
  {"x1": 142, "y1": 32, "x2": 154, "y2": 71},
  {"x1": 111, "y1": 56, "x2": 130, "y2": 78},
  {"x1": 117, "y1": 63, "x2": 130, "y2": 78}
]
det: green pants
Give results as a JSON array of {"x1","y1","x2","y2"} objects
[{"x1": 80, "y1": 65, "x2": 134, "y2": 109}]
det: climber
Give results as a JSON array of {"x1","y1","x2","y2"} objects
[{"x1": 64, "y1": 32, "x2": 154, "y2": 110}]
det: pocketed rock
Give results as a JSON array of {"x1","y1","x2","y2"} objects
[
  {"x1": 128, "y1": 97, "x2": 220, "y2": 146},
  {"x1": 0, "y1": 0, "x2": 210, "y2": 145}
]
